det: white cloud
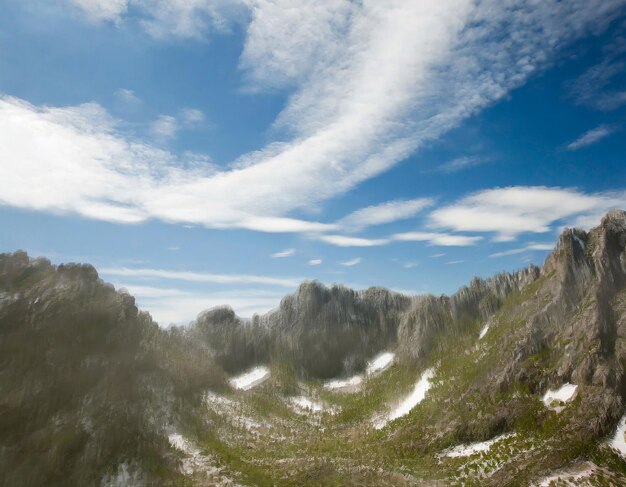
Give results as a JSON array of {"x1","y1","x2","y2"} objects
[
  {"x1": 69, "y1": 0, "x2": 128, "y2": 22},
  {"x1": 403, "y1": 262, "x2": 416, "y2": 269},
  {"x1": 100, "y1": 266, "x2": 301, "y2": 287},
  {"x1": 308, "y1": 259, "x2": 322, "y2": 266},
  {"x1": 430, "y1": 186, "x2": 626, "y2": 241},
  {"x1": 392, "y1": 231, "x2": 482, "y2": 247},
  {"x1": 338, "y1": 198, "x2": 433, "y2": 232},
  {"x1": 180, "y1": 107, "x2": 205, "y2": 125},
  {"x1": 4, "y1": 1, "x2": 626, "y2": 238},
  {"x1": 437, "y1": 156, "x2": 486, "y2": 173},
  {"x1": 114, "y1": 88, "x2": 141, "y2": 106},
  {"x1": 489, "y1": 242, "x2": 554, "y2": 258},
  {"x1": 318, "y1": 230, "x2": 480, "y2": 247},
  {"x1": 430, "y1": 253, "x2": 446, "y2": 258},
  {"x1": 446, "y1": 260, "x2": 465, "y2": 265},
  {"x1": 271, "y1": 248, "x2": 295, "y2": 258},
  {"x1": 150, "y1": 114, "x2": 178, "y2": 140},
  {"x1": 340, "y1": 257, "x2": 361, "y2": 267},
  {"x1": 566, "y1": 125, "x2": 617, "y2": 150},
  {"x1": 317, "y1": 235, "x2": 390, "y2": 247}
]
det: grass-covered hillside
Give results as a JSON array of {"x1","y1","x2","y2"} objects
[{"x1": 2, "y1": 210, "x2": 626, "y2": 486}]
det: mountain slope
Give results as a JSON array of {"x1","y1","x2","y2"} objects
[
  {"x1": 2, "y1": 210, "x2": 626, "y2": 486},
  {"x1": 0, "y1": 252, "x2": 227, "y2": 486}
]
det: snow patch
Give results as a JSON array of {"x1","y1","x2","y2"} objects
[
  {"x1": 542, "y1": 383, "x2": 577, "y2": 412},
  {"x1": 324, "y1": 352, "x2": 395, "y2": 392},
  {"x1": 204, "y1": 392, "x2": 266, "y2": 431},
  {"x1": 168, "y1": 432, "x2": 221, "y2": 477},
  {"x1": 533, "y1": 461, "x2": 597, "y2": 486},
  {"x1": 229, "y1": 366, "x2": 270, "y2": 390},
  {"x1": 289, "y1": 395, "x2": 339, "y2": 415},
  {"x1": 608, "y1": 415, "x2": 626, "y2": 457},
  {"x1": 101, "y1": 462, "x2": 145, "y2": 487},
  {"x1": 444, "y1": 433, "x2": 515, "y2": 458},
  {"x1": 374, "y1": 368, "x2": 434, "y2": 429},
  {"x1": 366, "y1": 352, "x2": 395, "y2": 375},
  {"x1": 324, "y1": 375, "x2": 363, "y2": 391},
  {"x1": 479, "y1": 323, "x2": 490, "y2": 339}
]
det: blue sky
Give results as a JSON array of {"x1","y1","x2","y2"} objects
[{"x1": 1, "y1": 0, "x2": 625, "y2": 324}]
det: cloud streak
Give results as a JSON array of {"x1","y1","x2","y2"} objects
[
  {"x1": 566, "y1": 125, "x2": 617, "y2": 150},
  {"x1": 100, "y1": 266, "x2": 301, "y2": 287},
  {"x1": 2, "y1": 1, "x2": 625, "y2": 236},
  {"x1": 430, "y1": 186, "x2": 626, "y2": 241}
]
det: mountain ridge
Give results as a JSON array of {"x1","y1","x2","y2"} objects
[{"x1": 2, "y1": 210, "x2": 626, "y2": 485}]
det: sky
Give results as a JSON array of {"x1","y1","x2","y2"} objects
[{"x1": 0, "y1": 0, "x2": 625, "y2": 325}]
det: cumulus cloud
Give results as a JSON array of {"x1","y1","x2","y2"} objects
[
  {"x1": 308, "y1": 259, "x2": 322, "y2": 266},
  {"x1": 271, "y1": 248, "x2": 295, "y2": 258},
  {"x1": 430, "y1": 186, "x2": 626, "y2": 241},
  {"x1": 3, "y1": 1, "x2": 626, "y2": 237},
  {"x1": 338, "y1": 198, "x2": 433, "y2": 232},
  {"x1": 566, "y1": 125, "x2": 617, "y2": 150}
]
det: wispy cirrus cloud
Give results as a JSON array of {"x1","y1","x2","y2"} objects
[
  {"x1": 317, "y1": 231, "x2": 480, "y2": 248},
  {"x1": 429, "y1": 186, "x2": 626, "y2": 241},
  {"x1": 2, "y1": 1, "x2": 625, "y2": 236},
  {"x1": 337, "y1": 198, "x2": 433, "y2": 232},
  {"x1": 566, "y1": 125, "x2": 617, "y2": 150},
  {"x1": 271, "y1": 248, "x2": 295, "y2": 258},
  {"x1": 100, "y1": 266, "x2": 301, "y2": 287},
  {"x1": 436, "y1": 156, "x2": 487, "y2": 173},
  {"x1": 339, "y1": 257, "x2": 361, "y2": 267},
  {"x1": 489, "y1": 242, "x2": 554, "y2": 258}
]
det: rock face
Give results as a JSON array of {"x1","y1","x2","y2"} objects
[
  {"x1": 494, "y1": 211, "x2": 626, "y2": 403},
  {"x1": 397, "y1": 266, "x2": 541, "y2": 362},
  {"x1": 192, "y1": 282, "x2": 412, "y2": 378},
  {"x1": 0, "y1": 252, "x2": 225, "y2": 486},
  {"x1": 264, "y1": 282, "x2": 412, "y2": 378},
  {"x1": 3, "y1": 210, "x2": 626, "y2": 486}
]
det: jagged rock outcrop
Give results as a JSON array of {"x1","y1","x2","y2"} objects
[
  {"x1": 264, "y1": 282, "x2": 412, "y2": 378},
  {"x1": 397, "y1": 266, "x2": 540, "y2": 362},
  {"x1": 192, "y1": 305, "x2": 270, "y2": 373},
  {"x1": 0, "y1": 251, "x2": 225, "y2": 486},
  {"x1": 191, "y1": 281, "x2": 412, "y2": 378}
]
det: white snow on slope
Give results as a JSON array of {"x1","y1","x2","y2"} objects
[
  {"x1": 479, "y1": 322, "x2": 490, "y2": 339},
  {"x1": 533, "y1": 461, "x2": 597, "y2": 486},
  {"x1": 608, "y1": 416, "x2": 626, "y2": 457},
  {"x1": 374, "y1": 368, "x2": 434, "y2": 429},
  {"x1": 366, "y1": 352, "x2": 395, "y2": 375},
  {"x1": 289, "y1": 395, "x2": 339, "y2": 416},
  {"x1": 324, "y1": 375, "x2": 363, "y2": 391},
  {"x1": 542, "y1": 383, "x2": 577, "y2": 412},
  {"x1": 444, "y1": 433, "x2": 515, "y2": 458},
  {"x1": 324, "y1": 352, "x2": 395, "y2": 392},
  {"x1": 168, "y1": 432, "x2": 222, "y2": 478},
  {"x1": 229, "y1": 366, "x2": 270, "y2": 390}
]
